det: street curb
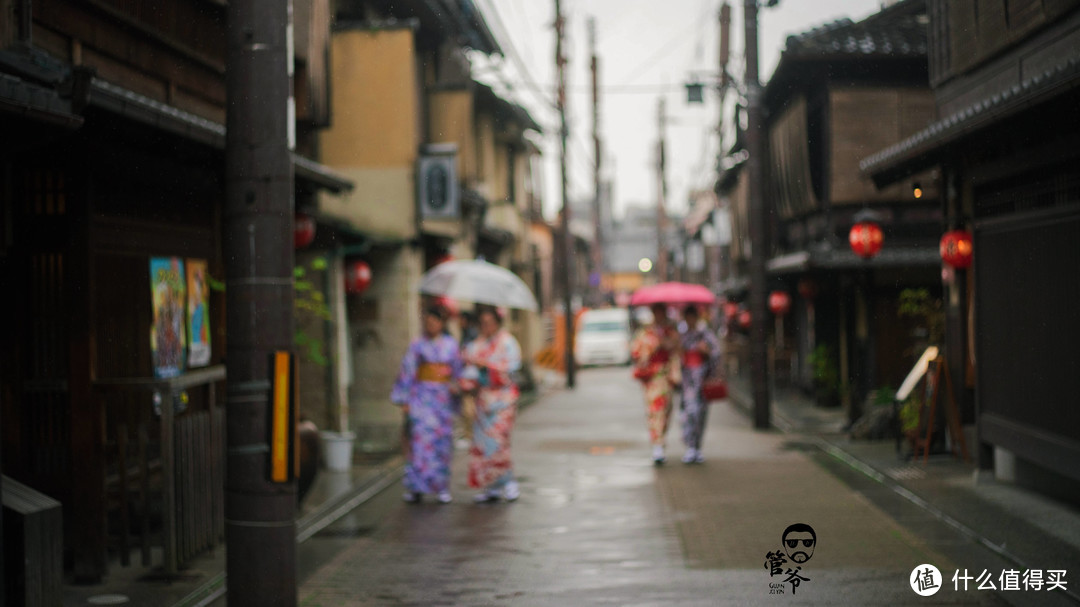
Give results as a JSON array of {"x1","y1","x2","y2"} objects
[
  {"x1": 171, "y1": 387, "x2": 549, "y2": 607},
  {"x1": 170, "y1": 456, "x2": 406, "y2": 607}
]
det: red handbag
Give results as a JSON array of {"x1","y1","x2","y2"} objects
[{"x1": 702, "y1": 377, "x2": 728, "y2": 401}]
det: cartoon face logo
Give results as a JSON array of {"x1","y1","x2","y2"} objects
[{"x1": 782, "y1": 523, "x2": 816, "y2": 564}]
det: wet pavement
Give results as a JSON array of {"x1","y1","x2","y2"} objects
[{"x1": 292, "y1": 367, "x2": 1044, "y2": 605}]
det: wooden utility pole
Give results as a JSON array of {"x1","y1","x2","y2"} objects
[
  {"x1": 224, "y1": 0, "x2": 298, "y2": 604},
  {"x1": 555, "y1": 0, "x2": 575, "y2": 388},
  {"x1": 714, "y1": 3, "x2": 732, "y2": 292},
  {"x1": 656, "y1": 97, "x2": 669, "y2": 281},
  {"x1": 589, "y1": 17, "x2": 604, "y2": 303},
  {"x1": 743, "y1": 0, "x2": 771, "y2": 429}
]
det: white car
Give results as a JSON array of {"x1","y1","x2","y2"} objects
[{"x1": 574, "y1": 308, "x2": 632, "y2": 366}]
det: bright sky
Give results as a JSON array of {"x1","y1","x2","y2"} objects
[{"x1": 472, "y1": 0, "x2": 887, "y2": 221}]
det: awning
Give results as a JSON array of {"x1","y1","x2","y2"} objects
[
  {"x1": 88, "y1": 78, "x2": 354, "y2": 192},
  {"x1": 860, "y1": 56, "x2": 1080, "y2": 187},
  {"x1": 767, "y1": 245, "x2": 940, "y2": 274}
]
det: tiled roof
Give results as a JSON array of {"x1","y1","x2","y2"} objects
[
  {"x1": 782, "y1": 0, "x2": 927, "y2": 58},
  {"x1": 861, "y1": 56, "x2": 1080, "y2": 181}
]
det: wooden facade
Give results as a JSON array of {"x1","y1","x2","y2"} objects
[
  {"x1": 864, "y1": 0, "x2": 1080, "y2": 495},
  {"x1": 724, "y1": 0, "x2": 944, "y2": 420},
  {"x1": 1, "y1": 0, "x2": 340, "y2": 583}
]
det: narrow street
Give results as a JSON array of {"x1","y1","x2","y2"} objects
[{"x1": 291, "y1": 368, "x2": 1012, "y2": 606}]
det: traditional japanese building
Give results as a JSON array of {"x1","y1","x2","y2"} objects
[{"x1": 861, "y1": 0, "x2": 1080, "y2": 498}]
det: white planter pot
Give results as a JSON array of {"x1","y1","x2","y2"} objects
[{"x1": 319, "y1": 431, "x2": 356, "y2": 472}]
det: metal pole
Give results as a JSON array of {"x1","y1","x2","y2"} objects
[
  {"x1": 744, "y1": 0, "x2": 771, "y2": 429},
  {"x1": 556, "y1": 0, "x2": 575, "y2": 388},
  {"x1": 224, "y1": 0, "x2": 297, "y2": 604},
  {"x1": 590, "y1": 17, "x2": 604, "y2": 304}
]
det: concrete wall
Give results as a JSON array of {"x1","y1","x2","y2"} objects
[
  {"x1": 321, "y1": 28, "x2": 419, "y2": 239},
  {"x1": 346, "y1": 246, "x2": 422, "y2": 452},
  {"x1": 429, "y1": 89, "x2": 475, "y2": 182}
]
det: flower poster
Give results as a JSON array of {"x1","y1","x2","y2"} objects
[
  {"x1": 186, "y1": 258, "x2": 211, "y2": 368},
  {"x1": 150, "y1": 257, "x2": 186, "y2": 378}
]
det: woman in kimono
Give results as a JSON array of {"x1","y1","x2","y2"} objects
[
  {"x1": 461, "y1": 307, "x2": 523, "y2": 502},
  {"x1": 630, "y1": 303, "x2": 682, "y2": 464},
  {"x1": 678, "y1": 305, "x2": 721, "y2": 464},
  {"x1": 391, "y1": 305, "x2": 462, "y2": 504}
]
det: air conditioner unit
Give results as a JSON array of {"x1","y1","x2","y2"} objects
[{"x1": 418, "y1": 144, "x2": 459, "y2": 220}]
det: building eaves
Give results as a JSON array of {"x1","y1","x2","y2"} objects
[
  {"x1": 88, "y1": 78, "x2": 354, "y2": 192},
  {"x1": 860, "y1": 56, "x2": 1080, "y2": 187}
]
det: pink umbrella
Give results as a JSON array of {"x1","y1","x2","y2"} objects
[{"x1": 630, "y1": 282, "x2": 716, "y2": 306}]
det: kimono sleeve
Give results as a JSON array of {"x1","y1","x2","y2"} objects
[{"x1": 390, "y1": 340, "x2": 419, "y2": 405}]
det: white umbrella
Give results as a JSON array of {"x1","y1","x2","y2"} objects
[{"x1": 419, "y1": 259, "x2": 539, "y2": 311}]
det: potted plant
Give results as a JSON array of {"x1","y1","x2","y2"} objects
[
  {"x1": 807, "y1": 344, "x2": 841, "y2": 407},
  {"x1": 295, "y1": 255, "x2": 354, "y2": 472}
]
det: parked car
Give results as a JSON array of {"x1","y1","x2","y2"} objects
[{"x1": 574, "y1": 308, "x2": 632, "y2": 366}]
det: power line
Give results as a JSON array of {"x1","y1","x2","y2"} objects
[{"x1": 476, "y1": 0, "x2": 556, "y2": 111}]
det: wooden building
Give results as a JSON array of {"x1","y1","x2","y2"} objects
[
  {"x1": 862, "y1": 0, "x2": 1080, "y2": 498},
  {"x1": 0, "y1": 0, "x2": 347, "y2": 583},
  {"x1": 724, "y1": 0, "x2": 942, "y2": 420}
]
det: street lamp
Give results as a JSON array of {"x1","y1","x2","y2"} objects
[{"x1": 638, "y1": 257, "x2": 653, "y2": 273}]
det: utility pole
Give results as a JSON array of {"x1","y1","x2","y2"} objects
[
  {"x1": 555, "y1": 0, "x2": 575, "y2": 388},
  {"x1": 656, "y1": 97, "x2": 669, "y2": 281},
  {"x1": 712, "y1": 3, "x2": 731, "y2": 296},
  {"x1": 589, "y1": 17, "x2": 604, "y2": 304},
  {"x1": 224, "y1": 0, "x2": 297, "y2": 604},
  {"x1": 743, "y1": 0, "x2": 771, "y2": 429}
]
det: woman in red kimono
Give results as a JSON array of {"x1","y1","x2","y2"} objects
[{"x1": 630, "y1": 303, "x2": 682, "y2": 464}]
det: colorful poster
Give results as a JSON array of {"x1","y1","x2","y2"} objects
[
  {"x1": 150, "y1": 257, "x2": 187, "y2": 378},
  {"x1": 186, "y1": 258, "x2": 211, "y2": 368}
]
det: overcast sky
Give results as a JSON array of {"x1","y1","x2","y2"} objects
[{"x1": 471, "y1": 0, "x2": 888, "y2": 221}]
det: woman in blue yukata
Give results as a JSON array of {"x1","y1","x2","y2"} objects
[
  {"x1": 460, "y1": 307, "x2": 523, "y2": 503},
  {"x1": 391, "y1": 305, "x2": 463, "y2": 504},
  {"x1": 678, "y1": 305, "x2": 720, "y2": 464}
]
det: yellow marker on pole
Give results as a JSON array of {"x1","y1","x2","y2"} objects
[{"x1": 271, "y1": 351, "x2": 291, "y2": 483}]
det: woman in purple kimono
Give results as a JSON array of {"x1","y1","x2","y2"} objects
[
  {"x1": 679, "y1": 305, "x2": 720, "y2": 464},
  {"x1": 391, "y1": 306, "x2": 462, "y2": 503}
]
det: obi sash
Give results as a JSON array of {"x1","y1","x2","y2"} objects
[
  {"x1": 416, "y1": 362, "x2": 452, "y2": 383},
  {"x1": 683, "y1": 350, "x2": 705, "y2": 369}
]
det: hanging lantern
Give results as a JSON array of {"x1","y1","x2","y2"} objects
[
  {"x1": 768, "y1": 291, "x2": 791, "y2": 316},
  {"x1": 723, "y1": 301, "x2": 739, "y2": 320},
  {"x1": 797, "y1": 278, "x2": 818, "y2": 300},
  {"x1": 849, "y1": 221, "x2": 883, "y2": 259},
  {"x1": 294, "y1": 213, "x2": 316, "y2": 249},
  {"x1": 738, "y1": 309, "x2": 752, "y2": 329},
  {"x1": 345, "y1": 260, "x2": 372, "y2": 295},
  {"x1": 940, "y1": 229, "x2": 974, "y2": 269},
  {"x1": 685, "y1": 81, "x2": 705, "y2": 104}
]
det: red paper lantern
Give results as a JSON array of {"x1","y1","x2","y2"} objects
[
  {"x1": 738, "y1": 310, "x2": 752, "y2": 329},
  {"x1": 768, "y1": 291, "x2": 792, "y2": 316},
  {"x1": 849, "y1": 221, "x2": 883, "y2": 259},
  {"x1": 345, "y1": 260, "x2": 372, "y2": 295},
  {"x1": 940, "y1": 229, "x2": 973, "y2": 269},
  {"x1": 723, "y1": 301, "x2": 739, "y2": 320},
  {"x1": 294, "y1": 213, "x2": 316, "y2": 249}
]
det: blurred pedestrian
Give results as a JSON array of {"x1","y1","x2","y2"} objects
[
  {"x1": 461, "y1": 307, "x2": 523, "y2": 502},
  {"x1": 678, "y1": 305, "x2": 720, "y2": 464},
  {"x1": 456, "y1": 310, "x2": 479, "y2": 449},
  {"x1": 391, "y1": 305, "x2": 462, "y2": 504},
  {"x1": 630, "y1": 302, "x2": 682, "y2": 464}
]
